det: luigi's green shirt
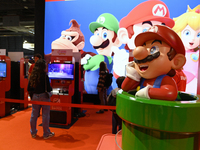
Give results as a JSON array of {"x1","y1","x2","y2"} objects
[{"x1": 83, "y1": 54, "x2": 112, "y2": 71}]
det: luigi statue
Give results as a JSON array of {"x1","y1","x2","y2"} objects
[{"x1": 82, "y1": 13, "x2": 121, "y2": 95}]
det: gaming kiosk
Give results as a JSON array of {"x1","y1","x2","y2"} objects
[
  {"x1": 116, "y1": 90, "x2": 200, "y2": 150},
  {"x1": 4, "y1": 57, "x2": 29, "y2": 113},
  {"x1": 0, "y1": 55, "x2": 11, "y2": 117},
  {"x1": 48, "y1": 49, "x2": 83, "y2": 126}
]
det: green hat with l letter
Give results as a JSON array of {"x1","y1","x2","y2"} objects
[{"x1": 89, "y1": 13, "x2": 119, "y2": 34}]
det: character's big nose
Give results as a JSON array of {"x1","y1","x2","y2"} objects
[
  {"x1": 133, "y1": 46, "x2": 148, "y2": 60},
  {"x1": 90, "y1": 35, "x2": 102, "y2": 46}
]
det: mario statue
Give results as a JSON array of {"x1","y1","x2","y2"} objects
[
  {"x1": 82, "y1": 13, "x2": 121, "y2": 94},
  {"x1": 121, "y1": 25, "x2": 186, "y2": 101},
  {"x1": 118, "y1": 0, "x2": 174, "y2": 61}
]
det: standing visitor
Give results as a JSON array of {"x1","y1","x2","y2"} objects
[
  {"x1": 28, "y1": 59, "x2": 54, "y2": 139},
  {"x1": 107, "y1": 76, "x2": 125, "y2": 134},
  {"x1": 24, "y1": 56, "x2": 31, "y2": 78},
  {"x1": 96, "y1": 61, "x2": 109, "y2": 114},
  {"x1": 28, "y1": 53, "x2": 42, "y2": 79}
]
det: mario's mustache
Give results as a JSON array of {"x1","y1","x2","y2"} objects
[{"x1": 134, "y1": 51, "x2": 160, "y2": 64}]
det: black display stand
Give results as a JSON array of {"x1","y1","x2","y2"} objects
[
  {"x1": 5, "y1": 62, "x2": 25, "y2": 115},
  {"x1": 83, "y1": 94, "x2": 101, "y2": 105}
]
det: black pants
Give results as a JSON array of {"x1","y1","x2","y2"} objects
[{"x1": 112, "y1": 112, "x2": 122, "y2": 134}]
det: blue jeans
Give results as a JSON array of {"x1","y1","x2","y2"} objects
[{"x1": 30, "y1": 93, "x2": 52, "y2": 137}]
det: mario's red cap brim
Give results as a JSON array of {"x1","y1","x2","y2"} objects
[{"x1": 119, "y1": 15, "x2": 175, "y2": 28}]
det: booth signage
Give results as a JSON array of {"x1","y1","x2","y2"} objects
[{"x1": 52, "y1": 49, "x2": 73, "y2": 56}]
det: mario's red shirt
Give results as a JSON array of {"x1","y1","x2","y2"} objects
[{"x1": 173, "y1": 69, "x2": 187, "y2": 92}]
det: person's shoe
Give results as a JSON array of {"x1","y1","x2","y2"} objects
[
  {"x1": 31, "y1": 134, "x2": 36, "y2": 138},
  {"x1": 44, "y1": 132, "x2": 55, "y2": 139},
  {"x1": 96, "y1": 110, "x2": 104, "y2": 114}
]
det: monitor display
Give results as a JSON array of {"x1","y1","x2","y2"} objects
[
  {"x1": 48, "y1": 63, "x2": 74, "y2": 80},
  {"x1": 0, "y1": 62, "x2": 7, "y2": 77}
]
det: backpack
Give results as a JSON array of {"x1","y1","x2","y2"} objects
[
  {"x1": 107, "y1": 93, "x2": 117, "y2": 112},
  {"x1": 104, "y1": 72, "x2": 113, "y2": 88},
  {"x1": 107, "y1": 93, "x2": 116, "y2": 106}
]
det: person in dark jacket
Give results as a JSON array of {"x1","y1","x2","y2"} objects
[
  {"x1": 28, "y1": 59, "x2": 54, "y2": 139},
  {"x1": 96, "y1": 61, "x2": 109, "y2": 113},
  {"x1": 28, "y1": 53, "x2": 42, "y2": 80},
  {"x1": 107, "y1": 76, "x2": 125, "y2": 134}
]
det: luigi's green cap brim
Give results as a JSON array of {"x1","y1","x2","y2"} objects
[{"x1": 89, "y1": 22, "x2": 116, "y2": 34}]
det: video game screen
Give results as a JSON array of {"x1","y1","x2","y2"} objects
[
  {"x1": 0, "y1": 62, "x2": 7, "y2": 78},
  {"x1": 48, "y1": 63, "x2": 74, "y2": 80}
]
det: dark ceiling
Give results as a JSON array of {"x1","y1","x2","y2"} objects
[{"x1": 0, "y1": 0, "x2": 35, "y2": 37}]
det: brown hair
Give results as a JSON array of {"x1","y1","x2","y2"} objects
[
  {"x1": 29, "y1": 59, "x2": 46, "y2": 88},
  {"x1": 99, "y1": 61, "x2": 107, "y2": 72},
  {"x1": 66, "y1": 19, "x2": 85, "y2": 47},
  {"x1": 116, "y1": 76, "x2": 125, "y2": 88},
  {"x1": 112, "y1": 32, "x2": 117, "y2": 43},
  {"x1": 34, "y1": 53, "x2": 42, "y2": 59}
]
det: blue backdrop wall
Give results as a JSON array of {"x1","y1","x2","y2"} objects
[{"x1": 44, "y1": 0, "x2": 199, "y2": 55}]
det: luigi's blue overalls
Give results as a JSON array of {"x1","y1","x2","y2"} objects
[{"x1": 84, "y1": 55, "x2": 113, "y2": 95}]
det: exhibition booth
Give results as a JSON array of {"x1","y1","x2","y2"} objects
[{"x1": 0, "y1": 0, "x2": 200, "y2": 149}]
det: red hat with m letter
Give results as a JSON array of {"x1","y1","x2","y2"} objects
[
  {"x1": 119, "y1": 0, "x2": 175, "y2": 28},
  {"x1": 135, "y1": 25, "x2": 185, "y2": 55}
]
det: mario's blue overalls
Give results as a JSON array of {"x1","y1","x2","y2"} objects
[{"x1": 140, "y1": 75, "x2": 167, "y2": 89}]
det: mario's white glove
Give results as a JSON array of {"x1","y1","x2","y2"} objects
[
  {"x1": 135, "y1": 85, "x2": 152, "y2": 99},
  {"x1": 81, "y1": 54, "x2": 92, "y2": 65},
  {"x1": 112, "y1": 46, "x2": 129, "y2": 76},
  {"x1": 126, "y1": 61, "x2": 141, "y2": 82}
]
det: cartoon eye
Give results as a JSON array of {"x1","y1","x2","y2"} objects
[
  {"x1": 183, "y1": 29, "x2": 191, "y2": 36},
  {"x1": 142, "y1": 27, "x2": 149, "y2": 33},
  {"x1": 66, "y1": 35, "x2": 73, "y2": 41},
  {"x1": 63, "y1": 35, "x2": 75, "y2": 41},
  {"x1": 95, "y1": 32, "x2": 100, "y2": 36},
  {"x1": 61, "y1": 35, "x2": 72, "y2": 40},
  {"x1": 94, "y1": 31, "x2": 100, "y2": 36},
  {"x1": 150, "y1": 46, "x2": 159, "y2": 54},
  {"x1": 197, "y1": 32, "x2": 200, "y2": 38},
  {"x1": 102, "y1": 31, "x2": 108, "y2": 40}
]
